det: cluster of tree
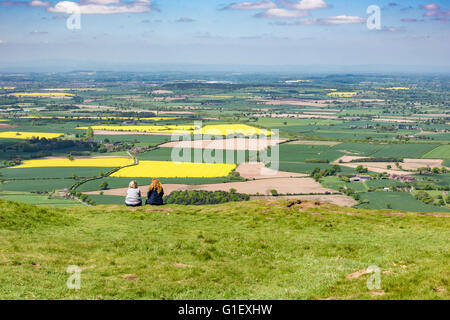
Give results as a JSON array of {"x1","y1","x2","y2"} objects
[
  {"x1": 311, "y1": 165, "x2": 341, "y2": 181},
  {"x1": 413, "y1": 182, "x2": 449, "y2": 191},
  {"x1": 164, "y1": 190, "x2": 250, "y2": 205},
  {"x1": 1, "y1": 137, "x2": 99, "y2": 155},
  {"x1": 338, "y1": 186, "x2": 360, "y2": 200},
  {"x1": 355, "y1": 165, "x2": 368, "y2": 174},
  {"x1": 375, "y1": 125, "x2": 398, "y2": 133},
  {"x1": 414, "y1": 191, "x2": 449, "y2": 207},
  {"x1": 1, "y1": 158, "x2": 22, "y2": 167},
  {"x1": 305, "y1": 159, "x2": 329, "y2": 163},
  {"x1": 70, "y1": 191, "x2": 96, "y2": 205},
  {"x1": 416, "y1": 166, "x2": 447, "y2": 175}
]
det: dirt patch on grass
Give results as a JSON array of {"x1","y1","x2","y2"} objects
[
  {"x1": 420, "y1": 213, "x2": 450, "y2": 218},
  {"x1": 174, "y1": 263, "x2": 194, "y2": 268},
  {"x1": 251, "y1": 195, "x2": 356, "y2": 207},
  {"x1": 122, "y1": 274, "x2": 137, "y2": 281},
  {"x1": 383, "y1": 212, "x2": 405, "y2": 217},
  {"x1": 370, "y1": 290, "x2": 386, "y2": 297},
  {"x1": 346, "y1": 269, "x2": 369, "y2": 280}
]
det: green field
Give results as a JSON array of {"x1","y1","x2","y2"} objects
[
  {"x1": 0, "y1": 179, "x2": 74, "y2": 192},
  {"x1": 357, "y1": 192, "x2": 450, "y2": 212},
  {"x1": 0, "y1": 192, "x2": 80, "y2": 206},
  {"x1": 422, "y1": 145, "x2": 450, "y2": 159},
  {"x1": 138, "y1": 147, "x2": 254, "y2": 164},
  {"x1": 0, "y1": 167, "x2": 115, "y2": 179},
  {"x1": 0, "y1": 199, "x2": 448, "y2": 299}
]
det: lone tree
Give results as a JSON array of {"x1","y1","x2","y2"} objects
[
  {"x1": 100, "y1": 181, "x2": 109, "y2": 190},
  {"x1": 86, "y1": 127, "x2": 94, "y2": 140},
  {"x1": 356, "y1": 165, "x2": 368, "y2": 174}
]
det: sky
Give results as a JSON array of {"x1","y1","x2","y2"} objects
[{"x1": 0, "y1": 0, "x2": 449, "y2": 71}]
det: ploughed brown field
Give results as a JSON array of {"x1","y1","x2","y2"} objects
[
  {"x1": 334, "y1": 157, "x2": 446, "y2": 176},
  {"x1": 159, "y1": 138, "x2": 288, "y2": 151}
]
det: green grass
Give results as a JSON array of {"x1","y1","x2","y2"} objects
[
  {"x1": 88, "y1": 194, "x2": 124, "y2": 205},
  {"x1": 0, "y1": 199, "x2": 448, "y2": 299}
]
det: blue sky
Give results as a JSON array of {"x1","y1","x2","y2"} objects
[{"x1": 0, "y1": 0, "x2": 449, "y2": 70}]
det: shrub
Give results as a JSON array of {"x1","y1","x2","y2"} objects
[{"x1": 164, "y1": 190, "x2": 249, "y2": 205}]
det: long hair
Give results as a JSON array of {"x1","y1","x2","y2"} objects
[
  {"x1": 129, "y1": 180, "x2": 138, "y2": 189},
  {"x1": 148, "y1": 179, "x2": 163, "y2": 193}
]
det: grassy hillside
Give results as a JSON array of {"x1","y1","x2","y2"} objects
[{"x1": 0, "y1": 199, "x2": 448, "y2": 300}]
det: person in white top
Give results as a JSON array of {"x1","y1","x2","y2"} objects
[{"x1": 125, "y1": 180, "x2": 142, "y2": 207}]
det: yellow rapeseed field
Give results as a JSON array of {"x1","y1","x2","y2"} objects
[
  {"x1": 1, "y1": 87, "x2": 16, "y2": 90},
  {"x1": 285, "y1": 80, "x2": 311, "y2": 83},
  {"x1": 76, "y1": 124, "x2": 272, "y2": 136},
  {"x1": 12, "y1": 92, "x2": 74, "y2": 97},
  {"x1": 0, "y1": 131, "x2": 63, "y2": 139},
  {"x1": 10, "y1": 158, "x2": 133, "y2": 169},
  {"x1": 111, "y1": 161, "x2": 236, "y2": 178},
  {"x1": 383, "y1": 87, "x2": 410, "y2": 90},
  {"x1": 77, "y1": 125, "x2": 195, "y2": 134},
  {"x1": 199, "y1": 124, "x2": 272, "y2": 136},
  {"x1": 327, "y1": 92, "x2": 358, "y2": 97}
]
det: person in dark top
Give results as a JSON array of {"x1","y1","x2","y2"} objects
[{"x1": 146, "y1": 179, "x2": 164, "y2": 205}]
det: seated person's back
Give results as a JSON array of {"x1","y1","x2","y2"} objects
[
  {"x1": 125, "y1": 181, "x2": 142, "y2": 206},
  {"x1": 146, "y1": 179, "x2": 164, "y2": 205}
]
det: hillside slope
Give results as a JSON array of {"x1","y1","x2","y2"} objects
[{"x1": 0, "y1": 199, "x2": 448, "y2": 300}]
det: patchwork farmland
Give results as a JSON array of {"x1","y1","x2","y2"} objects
[{"x1": 0, "y1": 72, "x2": 448, "y2": 213}]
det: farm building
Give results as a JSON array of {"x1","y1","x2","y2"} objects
[
  {"x1": 53, "y1": 188, "x2": 70, "y2": 199},
  {"x1": 350, "y1": 175, "x2": 371, "y2": 182}
]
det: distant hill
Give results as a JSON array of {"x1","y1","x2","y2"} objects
[{"x1": 0, "y1": 199, "x2": 448, "y2": 300}]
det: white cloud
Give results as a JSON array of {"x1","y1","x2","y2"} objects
[
  {"x1": 30, "y1": 0, "x2": 51, "y2": 7},
  {"x1": 225, "y1": 1, "x2": 277, "y2": 10},
  {"x1": 282, "y1": 0, "x2": 328, "y2": 10},
  {"x1": 30, "y1": 30, "x2": 49, "y2": 34},
  {"x1": 280, "y1": 15, "x2": 366, "y2": 25},
  {"x1": 317, "y1": 15, "x2": 366, "y2": 25},
  {"x1": 47, "y1": 0, "x2": 152, "y2": 14},
  {"x1": 256, "y1": 8, "x2": 309, "y2": 19},
  {"x1": 83, "y1": 0, "x2": 120, "y2": 4},
  {"x1": 420, "y1": 3, "x2": 440, "y2": 10},
  {"x1": 176, "y1": 17, "x2": 195, "y2": 23},
  {"x1": 0, "y1": 40, "x2": 3, "y2": 44}
]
